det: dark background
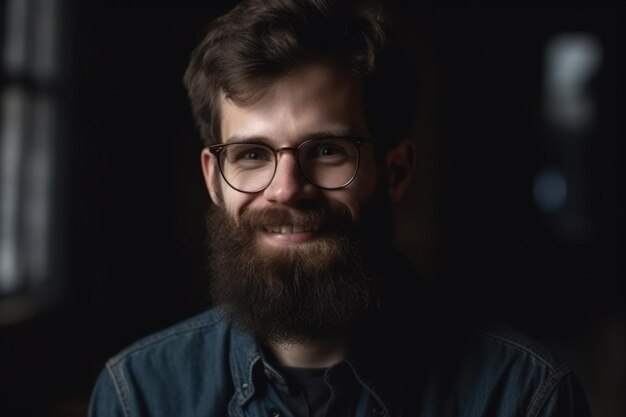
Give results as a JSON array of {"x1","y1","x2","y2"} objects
[{"x1": 0, "y1": 1, "x2": 624, "y2": 416}]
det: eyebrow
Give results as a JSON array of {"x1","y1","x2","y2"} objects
[{"x1": 223, "y1": 129, "x2": 361, "y2": 145}]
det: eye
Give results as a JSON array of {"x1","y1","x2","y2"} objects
[
  {"x1": 307, "y1": 141, "x2": 348, "y2": 159},
  {"x1": 227, "y1": 145, "x2": 273, "y2": 162},
  {"x1": 319, "y1": 144, "x2": 340, "y2": 156},
  {"x1": 240, "y1": 150, "x2": 264, "y2": 160}
]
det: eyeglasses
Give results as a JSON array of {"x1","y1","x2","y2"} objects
[{"x1": 208, "y1": 136, "x2": 373, "y2": 193}]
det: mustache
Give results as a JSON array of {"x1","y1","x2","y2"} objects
[{"x1": 238, "y1": 205, "x2": 354, "y2": 232}]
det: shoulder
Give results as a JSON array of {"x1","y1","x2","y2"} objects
[
  {"x1": 106, "y1": 308, "x2": 228, "y2": 370},
  {"x1": 89, "y1": 309, "x2": 241, "y2": 416},
  {"x1": 423, "y1": 320, "x2": 591, "y2": 417},
  {"x1": 472, "y1": 321, "x2": 565, "y2": 372},
  {"x1": 431, "y1": 320, "x2": 570, "y2": 383},
  {"x1": 457, "y1": 320, "x2": 574, "y2": 393}
]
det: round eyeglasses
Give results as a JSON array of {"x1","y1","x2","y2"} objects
[{"x1": 208, "y1": 136, "x2": 373, "y2": 193}]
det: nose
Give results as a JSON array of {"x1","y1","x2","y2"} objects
[{"x1": 263, "y1": 151, "x2": 317, "y2": 205}]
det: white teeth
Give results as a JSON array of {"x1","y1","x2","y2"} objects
[{"x1": 264, "y1": 224, "x2": 320, "y2": 233}]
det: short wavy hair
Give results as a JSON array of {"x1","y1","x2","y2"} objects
[{"x1": 183, "y1": 0, "x2": 419, "y2": 155}]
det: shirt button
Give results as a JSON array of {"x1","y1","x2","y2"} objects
[{"x1": 268, "y1": 408, "x2": 282, "y2": 417}]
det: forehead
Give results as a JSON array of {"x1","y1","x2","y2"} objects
[{"x1": 219, "y1": 63, "x2": 369, "y2": 144}]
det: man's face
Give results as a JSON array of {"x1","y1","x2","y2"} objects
[
  {"x1": 206, "y1": 63, "x2": 379, "y2": 233},
  {"x1": 200, "y1": 63, "x2": 390, "y2": 343}
]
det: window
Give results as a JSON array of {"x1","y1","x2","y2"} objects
[{"x1": 0, "y1": 0, "x2": 67, "y2": 325}]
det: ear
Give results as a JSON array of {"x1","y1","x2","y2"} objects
[
  {"x1": 384, "y1": 139, "x2": 416, "y2": 202},
  {"x1": 201, "y1": 148, "x2": 223, "y2": 206}
]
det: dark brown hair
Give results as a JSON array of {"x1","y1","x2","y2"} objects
[{"x1": 183, "y1": 0, "x2": 419, "y2": 154}]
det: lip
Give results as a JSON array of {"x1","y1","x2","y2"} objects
[
  {"x1": 259, "y1": 224, "x2": 321, "y2": 244},
  {"x1": 263, "y1": 224, "x2": 321, "y2": 234}
]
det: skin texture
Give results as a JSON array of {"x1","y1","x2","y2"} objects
[{"x1": 200, "y1": 63, "x2": 416, "y2": 367}]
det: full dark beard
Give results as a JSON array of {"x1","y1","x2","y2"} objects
[{"x1": 206, "y1": 198, "x2": 391, "y2": 345}]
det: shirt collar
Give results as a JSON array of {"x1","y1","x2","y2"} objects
[
  {"x1": 227, "y1": 324, "x2": 397, "y2": 415},
  {"x1": 344, "y1": 354, "x2": 398, "y2": 417}
]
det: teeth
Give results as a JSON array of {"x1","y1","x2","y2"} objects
[{"x1": 264, "y1": 224, "x2": 320, "y2": 233}]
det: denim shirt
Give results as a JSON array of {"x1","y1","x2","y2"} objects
[{"x1": 88, "y1": 307, "x2": 591, "y2": 417}]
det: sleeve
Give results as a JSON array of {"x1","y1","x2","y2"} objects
[
  {"x1": 88, "y1": 367, "x2": 128, "y2": 417},
  {"x1": 533, "y1": 371, "x2": 592, "y2": 417}
]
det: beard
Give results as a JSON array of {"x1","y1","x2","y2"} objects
[{"x1": 206, "y1": 190, "x2": 393, "y2": 345}]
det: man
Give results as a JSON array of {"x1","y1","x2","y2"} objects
[{"x1": 88, "y1": 0, "x2": 591, "y2": 416}]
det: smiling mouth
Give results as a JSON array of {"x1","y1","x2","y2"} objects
[{"x1": 263, "y1": 224, "x2": 321, "y2": 234}]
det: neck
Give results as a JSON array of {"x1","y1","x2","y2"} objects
[{"x1": 267, "y1": 337, "x2": 347, "y2": 368}]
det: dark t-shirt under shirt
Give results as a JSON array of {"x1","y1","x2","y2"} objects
[{"x1": 274, "y1": 366, "x2": 330, "y2": 417}]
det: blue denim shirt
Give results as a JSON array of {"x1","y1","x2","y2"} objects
[{"x1": 88, "y1": 307, "x2": 591, "y2": 417}]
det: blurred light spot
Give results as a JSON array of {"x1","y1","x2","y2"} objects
[
  {"x1": 32, "y1": 0, "x2": 61, "y2": 81},
  {"x1": 534, "y1": 168, "x2": 567, "y2": 212},
  {"x1": 0, "y1": 87, "x2": 26, "y2": 293},
  {"x1": 26, "y1": 95, "x2": 55, "y2": 284},
  {"x1": 2, "y1": 0, "x2": 31, "y2": 75},
  {"x1": 544, "y1": 33, "x2": 602, "y2": 132}
]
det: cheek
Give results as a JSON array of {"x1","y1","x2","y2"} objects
[
  {"x1": 326, "y1": 187, "x2": 375, "y2": 222},
  {"x1": 221, "y1": 188, "x2": 256, "y2": 219},
  {"x1": 344, "y1": 168, "x2": 382, "y2": 218},
  {"x1": 354, "y1": 149, "x2": 380, "y2": 185},
  {"x1": 351, "y1": 162, "x2": 380, "y2": 199}
]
